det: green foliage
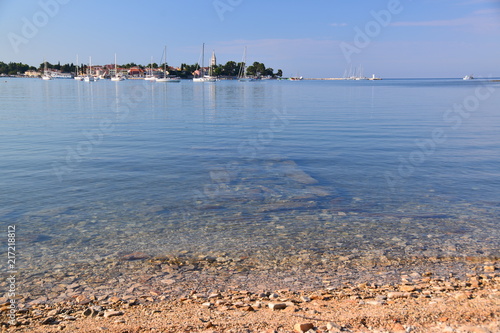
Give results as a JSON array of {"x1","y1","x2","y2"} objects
[
  {"x1": 0, "y1": 61, "x2": 35, "y2": 75},
  {"x1": 246, "y1": 61, "x2": 276, "y2": 77}
]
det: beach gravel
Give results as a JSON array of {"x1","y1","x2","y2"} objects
[{"x1": 1, "y1": 258, "x2": 499, "y2": 332}]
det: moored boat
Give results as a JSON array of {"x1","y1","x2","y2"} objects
[
  {"x1": 238, "y1": 46, "x2": 255, "y2": 82},
  {"x1": 156, "y1": 46, "x2": 181, "y2": 82},
  {"x1": 193, "y1": 43, "x2": 217, "y2": 82},
  {"x1": 111, "y1": 54, "x2": 124, "y2": 81},
  {"x1": 41, "y1": 59, "x2": 52, "y2": 80}
]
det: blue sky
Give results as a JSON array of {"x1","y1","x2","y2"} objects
[{"x1": 0, "y1": 0, "x2": 499, "y2": 78}]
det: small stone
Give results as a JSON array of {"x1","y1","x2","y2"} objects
[
  {"x1": 120, "y1": 252, "x2": 150, "y2": 261},
  {"x1": 160, "y1": 279, "x2": 175, "y2": 285},
  {"x1": 300, "y1": 296, "x2": 311, "y2": 302},
  {"x1": 294, "y1": 323, "x2": 314, "y2": 332},
  {"x1": 400, "y1": 285, "x2": 416, "y2": 292},
  {"x1": 387, "y1": 292, "x2": 406, "y2": 299},
  {"x1": 233, "y1": 301, "x2": 245, "y2": 308},
  {"x1": 114, "y1": 319, "x2": 125, "y2": 324},
  {"x1": 454, "y1": 292, "x2": 470, "y2": 300},
  {"x1": 75, "y1": 295, "x2": 91, "y2": 305},
  {"x1": 327, "y1": 322, "x2": 340, "y2": 330},
  {"x1": 103, "y1": 310, "x2": 123, "y2": 318},
  {"x1": 108, "y1": 296, "x2": 121, "y2": 303},
  {"x1": 61, "y1": 315, "x2": 76, "y2": 321},
  {"x1": 269, "y1": 293, "x2": 279, "y2": 299},
  {"x1": 41, "y1": 316, "x2": 56, "y2": 325},
  {"x1": 484, "y1": 265, "x2": 496, "y2": 272},
  {"x1": 268, "y1": 303, "x2": 287, "y2": 310},
  {"x1": 392, "y1": 323, "x2": 406, "y2": 332},
  {"x1": 202, "y1": 302, "x2": 213, "y2": 308},
  {"x1": 47, "y1": 309, "x2": 59, "y2": 316}
]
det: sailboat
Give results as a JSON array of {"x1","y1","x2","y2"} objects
[
  {"x1": 41, "y1": 59, "x2": 52, "y2": 80},
  {"x1": 74, "y1": 55, "x2": 83, "y2": 81},
  {"x1": 193, "y1": 43, "x2": 216, "y2": 82},
  {"x1": 111, "y1": 54, "x2": 124, "y2": 81},
  {"x1": 84, "y1": 56, "x2": 95, "y2": 82},
  {"x1": 156, "y1": 46, "x2": 180, "y2": 82},
  {"x1": 238, "y1": 47, "x2": 255, "y2": 82},
  {"x1": 144, "y1": 56, "x2": 156, "y2": 81}
]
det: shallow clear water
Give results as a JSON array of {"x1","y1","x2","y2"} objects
[{"x1": 1, "y1": 78, "x2": 499, "y2": 271}]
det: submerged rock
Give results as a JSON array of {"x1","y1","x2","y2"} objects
[{"x1": 281, "y1": 160, "x2": 318, "y2": 184}]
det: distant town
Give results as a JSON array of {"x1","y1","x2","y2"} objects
[{"x1": 0, "y1": 53, "x2": 284, "y2": 80}]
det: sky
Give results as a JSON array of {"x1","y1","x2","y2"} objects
[{"x1": 0, "y1": 0, "x2": 499, "y2": 78}]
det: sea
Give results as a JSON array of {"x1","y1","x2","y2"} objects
[{"x1": 1, "y1": 77, "x2": 500, "y2": 284}]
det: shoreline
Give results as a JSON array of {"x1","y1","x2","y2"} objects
[{"x1": 2, "y1": 256, "x2": 498, "y2": 332}]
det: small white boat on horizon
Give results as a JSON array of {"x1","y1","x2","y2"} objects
[
  {"x1": 144, "y1": 56, "x2": 156, "y2": 81},
  {"x1": 156, "y1": 46, "x2": 181, "y2": 83},
  {"x1": 463, "y1": 74, "x2": 474, "y2": 80},
  {"x1": 42, "y1": 59, "x2": 52, "y2": 80},
  {"x1": 238, "y1": 47, "x2": 255, "y2": 82},
  {"x1": 74, "y1": 55, "x2": 84, "y2": 80},
  {"x1": 157, "y1": 76, "x2": 181, "y2": 82},
  {"x1": 84, "y1": 57, "x2": 95, "y2": 82},
  {"x1": 111, "y1": 54, "x2": 125, "y2": 81},
  {"x1": 193, "y1": 43, "x2": 217, "y2": 82}
]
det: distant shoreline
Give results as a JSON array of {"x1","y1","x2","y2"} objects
[{"x1": 2, "y1": 75, "x2": 500, "y2": 81}]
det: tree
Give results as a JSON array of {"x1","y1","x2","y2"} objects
[
  {"x1": 222, "y1": 61, "x2": 238, "y2": 76},
  {"x1": 276, "y1": 69, "x2": 283, "y2": 77}
]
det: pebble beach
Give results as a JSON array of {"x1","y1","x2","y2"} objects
[{"x1": 1, "y1": 253, "x2": 499, "y2": 332}]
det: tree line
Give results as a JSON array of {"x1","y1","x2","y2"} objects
[
  {"x1": 0, "y1": 62, "x2": 36, "y2": 75},
  {"x1": 0, "y1": 60, "x2": 283, "y2": 78}
]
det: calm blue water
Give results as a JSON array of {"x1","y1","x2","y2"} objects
[{"x1": 1, "y1": 78, "x2": 499, "y2": 270}]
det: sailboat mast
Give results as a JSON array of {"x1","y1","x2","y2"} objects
[
  {"x1": 201, "y1": 43, "x2": 205, "y2": 76},
  {"x1": 243, "y1": 46, "x2": 247, "y2": 77}
]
